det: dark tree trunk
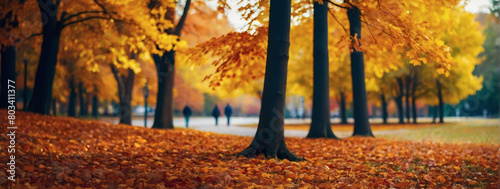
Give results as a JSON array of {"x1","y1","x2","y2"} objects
[
  {"x1": 340, "y1": 91, "x2": 348, "y2": 124},
  {"x1": 432, "y1": 106, "x2": 438, "y2": 123},
  {"x1": 347, "y1": 5, "x2": 373, "y2": 137},
  {"x1": 111, "y1": 66, "x2": 135, "y2": 125},
  {"x1": 68, "y1": 78, "x2": 77, "y2": 117},
  {"x1": 405, "y1": 75, "x2": 411, "y2": 123},
  {"x1": 381, "y1": 94, "x2": 388, "y2": 124},
  {"x1": 28, "y1": 0, "x2": 61, "y2": 114},
  {"x1": 78, "y1": 82, "x2": 88, "y2": 116},
  {"x1": 411, "y1": 82, "x2": 418, "y2": 124},
  {"x1": 103, "y1": 100, "x2": 109, "y2": 116},
  {"x1": 239, "y1": 0, "x2": 301, "y2": 161},
  {"x1": 307, "y1": 1, "x2": 337, "y2": 139},
  {"x1": 411, "y1": 95, "x2": 417, "y2": 123},
  {"x1": 436, "y1": 79, "x2": 444, "y2": 123},
  {"x1": 151, "y1": 0, "x2": 191, "y2": 129},
  {"x1": 152, "y1": 51, "x2": 175, "y2": 129},
  {"x1": 23, "y1": 59, "x2": 28, "y2": 110},
  {"x1": 396, "y1": 78, "x2": 405, "y2": 124},
  {"x1": 52, "y1": 99, "x2": 57, "y2": 116},
  {"x1": 0, "y1": 45, "x2": 16, "y2": 109},
  {"x1": 92, "y1": 94, "x2": 98, "y2": 119}
]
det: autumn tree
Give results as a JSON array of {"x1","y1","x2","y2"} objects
[
  {"x1": 0, "y1": 0, "x2": 22, "y2": 109},
  {"x1": 150, "y1": 0, "x2": 191, "y2": 129},
  {"x1": 25, "y1": 0, "x2": 121, "y2": 114},
  {"x1": 238, "y1": 0, "x2": 302, "y2": 160},
  {"x1": 307, "y1": 0, "x2": 337, "y2": 139}
]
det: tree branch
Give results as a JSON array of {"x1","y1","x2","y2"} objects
[
  {"x1": 61, "y1": 10, "x2": 108, "y2": 24},
  {"x1": 362, "y1": 15, "x2": 377, "y2": 44},
  {"x1": 62, "y1": 16, "x2": 110, "y2": 28},
  {"x1": 360, "y1": 20, "x2": 391, "y2": 36},
  {"x1": 327, "y1": 7, "x2": 348, "y2": 35},
  {"x1": 93, "y1": 0, "x2": 108, "y2": 13},
  {"x1": 174, "y1": 0, "x2": 191, "y2": 36},
  {"x1": 27, "y1": 32, "x2": 43, "y2": 39},
  {"x1": 324, "y1": 0, "x2": 349, "y2": 9}
]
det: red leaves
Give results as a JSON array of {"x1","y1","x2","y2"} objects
[{"x1": 0, "y1": 110, "x2": 498, "y2": 188}]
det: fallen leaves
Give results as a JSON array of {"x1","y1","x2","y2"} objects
[{"x1": 0, "y1": 110, "x2": 498, "y2": 188}]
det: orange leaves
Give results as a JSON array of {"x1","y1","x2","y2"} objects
[{"x1": 0, "y1": 110, "x2": 498, "y2": 188}]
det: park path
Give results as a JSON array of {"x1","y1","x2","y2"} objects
[{"x1": 99, "y1": 116, "x2": 426, "y2": 138}]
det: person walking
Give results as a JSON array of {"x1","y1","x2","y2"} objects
[
  {"x1": 182, "y1": 105, "x2": 192, "y2": 128},
  {"x1": 212, "y1": 105, "x2": 220, "y2": 126},
  {"x1": 224, "y1": 104, "x2": 232, "y2": 126}
]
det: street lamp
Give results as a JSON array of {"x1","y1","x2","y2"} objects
[{"x1": 143, "y1": 81, "x2": 149, "y2": 127}]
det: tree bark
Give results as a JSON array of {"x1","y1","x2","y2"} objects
[
  {"x1": 347, "y1": 5, "x2": 373, "y2": 137},
  {"x1": 396, "y1": 77, "x2": 404, "y2": 124},
  {"x1": 381, "y1": 94, "x2": 388, "y2": 124},
  {"x1": 0, "y1": 45, "x2": 16, "y2": 109},
  {"x1": 111, "y1": 66, "x2": 135, "y2": 125},
  {"x1": 23, "y1": 59, "x2": 28, "y2": 110},
  {"x1": 436, "y1": 79, "x2": 444, "y2": 123},
  {"x1": 78, "y1": 82, "x2": 88, "y2": 116},
  {"x1": 152, "y1": 51, "x2": 175, "y2": 129},
  {"x1": 92, "y1": 94, "x2": 99, "y2": 119},
  {"x1": 411, "y1": 77, "x2": 418, "y2": 124},
  {"x1": 68, "y1": 77, "x2": 77, "y2": 117},
  {"x1": 307, "y1": 1, "x2": 337, "y2": 139},
  {"x1": 28, "y1": 0, "x2": 61, "y2": 114},
  {"x1": 239, "y1": 0, "x2": 301, "y2": 161},
  {"x1": 411, "y1": 95, "x2": 417, "y2": 123},
  {"x1": 432, "y1": 106, "x2": 438, "y2": 123},
  {"x1": 52, "y1": 99, "x2": 57, "y2": 116},
  {"x1": 151, "y1": 0, "x2": 191, "y2": 129},
  {"x1": 405, "y1": 75, "x2": 411, "y2": 123},
  {"x1": 340, "y1": 91, "x2": 348, "y2": 124}
]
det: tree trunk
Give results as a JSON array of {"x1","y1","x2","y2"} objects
[
  {"x1": 23, "y1": 59, "x2": 28, "y2": 110},
  {"x1": 68, "y1": 78, "x2": 77, "y2": 117},
  {"x1": 436, "y1": 79, "x2": 444, "y2": 123},
  {"x1": 381, "y1": 94, "x2": 388, "y2": 124},
  {"x1": 432, "y1": 106, "x2": 438, "y2": 123},
  {"x1": 307, "y1": 1, "x2": 337, "y2": 139},
  {"x1": 103, "y1": 100, "x2": 109, "y2": 116},
  {"x1": 405, "y1": 75, "x2": 411, "y2": 123},
  {"x1": 347, "y1": 5, "x2": 373, "y2": 137},
  {"x1": 396, "y1": 78, "x2": 404, "y2": 124},
  {"x1": 111, "y1": 65, "x2": 135, "y2": 125},
  {"x1": 152, "y1": 51, "x2": 175, "y2": 129},
  {"x1": 0, "y1": 45, "x2": 16, "y2": 109},
  {"x1": 28, "y1": 1, "x2": 61, "y2": 114},
  {"x1": 150, "y1": 0, "x2": 190, "y2": 129},
  {"x1": 78, "y1": 82, "x2": 87, "y2": 116},
  {"x1": 411, "y1": 95, "x2": 417, "y2": 123},
  {"x1": 340, "y1": 91, "x2": 348, "y2": 124},
  {"x1": 52, "y1": 99, "x2": 57, "y2": 116},
  {"x1": 92, "y1": 94, "x2": 99, "y2": 119},
  {"x1": 239, "y1": 0, "x2": 301, "y2": 161}
]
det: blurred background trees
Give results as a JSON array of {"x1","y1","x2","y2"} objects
[{"x1": 0, "y1": 0, "x2": 497, "y2": 128}]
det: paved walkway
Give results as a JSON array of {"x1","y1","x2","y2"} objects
[
  {"x1": 101, "y1": 117, "x2": 355, "y2": 138},
  {"x1": 99, "y1": 116, "x2": 477, "y2": 138}
]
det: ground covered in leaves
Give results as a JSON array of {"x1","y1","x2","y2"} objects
[{"x1": 1, "y1": 111, "x2": 498, "y2": 188}]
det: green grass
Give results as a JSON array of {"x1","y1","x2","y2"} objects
[{"x1": 378, "y1": 119, "x2": 499, "y2": 144}]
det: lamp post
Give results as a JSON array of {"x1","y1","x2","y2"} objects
[{"x1": 143, "y1": 81, "x2": 149, "y2": 127}]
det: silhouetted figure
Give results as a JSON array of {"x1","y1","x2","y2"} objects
[
  {"x1": 182, "y1": 105, "x2": 192, "y2": 128},
  {"x1": 212, "y1": 105, "x2": 220, "y2": 126},
  {"x1": 224, "y1": 104, "x2": 233, "y2": 126}
]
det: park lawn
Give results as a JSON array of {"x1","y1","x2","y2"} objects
[
  {"x1": 0, "y1": 111, "x2": 498, "y2": 188},
  {"x1": 379, "y1": 119, "x2": 499, "y2": 144},
  {"x1": 240, "y1": 119, "x2": 499, "y2": 144},
  {"x1": 239, "y1": 122, "x2": 442, "y2": 132}
]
